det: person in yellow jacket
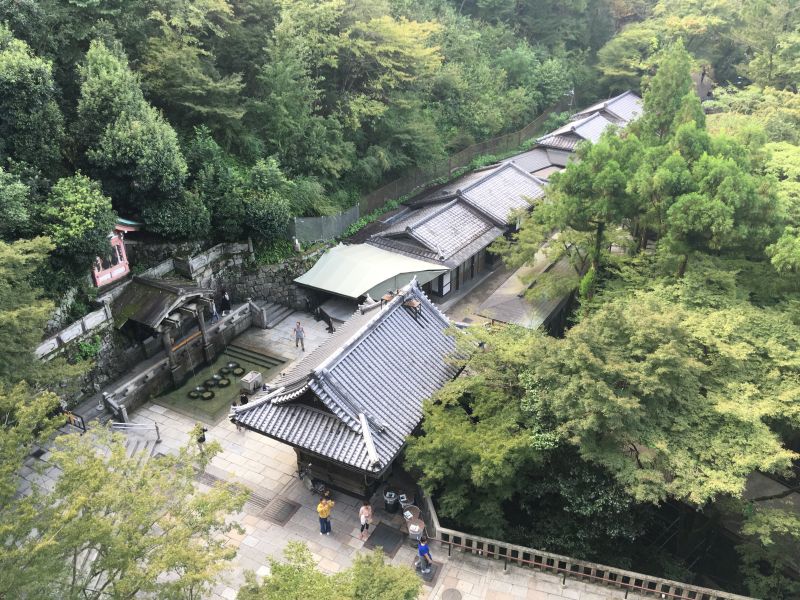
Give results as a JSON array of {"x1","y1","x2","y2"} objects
[{"x1": 317, "y1": 491, "x2": 334, "y2": 535}]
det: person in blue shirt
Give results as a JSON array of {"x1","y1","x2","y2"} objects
[{"x1": 417, "y1": 535, "x2": 432, "y2": 574}]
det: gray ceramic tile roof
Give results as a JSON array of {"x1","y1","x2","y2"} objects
[
  {"x1": 408, "y1": 165, "x2": 501, "y2": 207},
  {"x1": 504, "y1": 148, "x2": 572, "y2": 176},
  {"x1": 368, "y1": 199, "x2": 505, "y2": 268},
  {"x1": 460, "y1": 163, "x2": 545, "y2": 223},
  {"x1": 571, "y1": 91, "x2": 642, "y2": 124},
  {"x1": 505, "y1": 148, "x2": 553, "y2": 173},
  {"x1": 546, "y1": 149, "x2": 573, "y2": 167},
  {"x1": 111, "y1": 277, "x2": 213, "y2": 330},
  {"x1": 233, "y1": 281, "x2": 459, "y2": 474},
  {"x1": 537, "y1": 113, "x2": 617, "y2": 150}
]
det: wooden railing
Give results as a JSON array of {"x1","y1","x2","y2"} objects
[{"x1": 421, "y1": 494, "x2": 755, "y2": 600}]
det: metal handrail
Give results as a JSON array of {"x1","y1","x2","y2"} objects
[{"x1": 111, "y1": 421, "x2": 160, "y2": 442}]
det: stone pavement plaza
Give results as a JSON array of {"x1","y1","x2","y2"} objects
[{"x1": 129, "y1": 312, "x2": 644, "y2": 600}]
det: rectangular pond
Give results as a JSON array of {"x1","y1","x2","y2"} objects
[{"x1": 154, "y1": 341, "x2": 287, "y2": 424}]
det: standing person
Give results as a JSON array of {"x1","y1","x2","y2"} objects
[
  {"x1": 231, "y1": 400, "x2": 242, "y2": 432},
  {"x1": 358, "y1": 500, "x2": 373, "y2": 540},
  {"x1": 317, "y1": 491, "x2": 334, "y2": 535},
  {"x1": 220, "y1": 289, "x2": 231, "y2": 315},
  {"x1": 239, "y1": 392, "x2": 249, "y2": 406},
  {"x1": 417, "y1": 535, "x2": 432, "y2": 574},
  {"x1": 293, "y1": 321, "x2": 305, "y2": 351},
  {"x1": 210, "y1": 300, "x2": 220, "y2": 324},
  {"x1": 193, "y1": 423, "x2": 209, "y2": 453}
]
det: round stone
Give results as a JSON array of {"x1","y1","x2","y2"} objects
[{"x1": 441, "y1": 590, "x2": 462, "y2": 600}]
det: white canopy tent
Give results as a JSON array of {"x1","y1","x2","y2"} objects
[{"x1": 295, "y1": 243, "x2": 446, "y2": 300}]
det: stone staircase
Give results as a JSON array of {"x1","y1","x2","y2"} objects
[
  {"x1": 225, "y1": 342, "x2": 286, "y2": 371},
  {"x1": 122, "y1": 432, "x2": 159, "y2": 467},
  {"x1": 256, "y1": 301, "x2": 295, "y2": 329}
]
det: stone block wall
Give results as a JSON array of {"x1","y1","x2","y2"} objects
[{"x1": 212, "y1": 248, "x2": 327, "y2": 311}]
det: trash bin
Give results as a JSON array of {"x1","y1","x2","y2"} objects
[{"x1": 384, "y1": 488, "x2": 399, "y2": 513}]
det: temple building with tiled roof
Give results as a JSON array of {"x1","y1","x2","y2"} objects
[
  {"x1": 366, "y1": 162, "x2": 546, "y2": 298},
  {"x1": 231, "y1": 279, "x2": 459, "y2": 497}
]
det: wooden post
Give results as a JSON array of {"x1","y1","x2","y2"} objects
[
  {"x1": 161, "y1": 329, "x2": 181, "y2": 387},
  {"x1": 195, "y1": 307, "x2": 214, "y2": 364}
]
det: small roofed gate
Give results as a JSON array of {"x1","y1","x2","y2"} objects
[{"x1": 111, "y1": 277, "x2": 217, "y2": 386}]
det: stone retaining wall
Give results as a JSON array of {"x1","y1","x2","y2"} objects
[
  {"x1": 36, "y1": 304, "x2": 113, "y2": 359},
  {"x1": 213, "y1": 247, "x2": 327, "y2": 311}
]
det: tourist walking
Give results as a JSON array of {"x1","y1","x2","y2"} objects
[
  {"x1": 210, "y1": 300, "x2": 220, "y2": 323},
  {"x1": 417, "y1": 535, "x2": 432, "y2": 574},
  {"x1": 294, "y1": 321, "x2": 305, "y2": 351},
  {"x1": 220, "y1": 289, "x2": 231, "y2": 315},
  {"x1": 317, "y1": 490, "x2": 334, "y2": 535},
  {"x1": 358, "y1": 500, "x2": 373, "y2": 540}
]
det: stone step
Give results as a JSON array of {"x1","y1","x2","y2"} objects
[
  {"x1": 263, "y1": 303, "x2": 288, "y2": 321},
  {"x1": 224, "y1": 345, "x2": 284, "y2": 370},
  {"x1": 265, "y1": 306, "x2": 294, "y2": 329},
  {"x1": 123, "y1": 434, "x2": 158, "y2": 468}
]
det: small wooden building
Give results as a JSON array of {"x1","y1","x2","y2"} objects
[
  {"x1": 231, "y1": 280, "x2": 460, "y2": 498},
  {"x1": 92, "y1": 219, "x2": 141, "y2": 287}
]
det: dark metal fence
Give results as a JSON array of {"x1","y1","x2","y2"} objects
[
  {"x1": 288, "y1": 100, "x2": 570, "y2": 242},
  {"x1": 358, "y1": 100, "x2": 569, "y2": 215}
]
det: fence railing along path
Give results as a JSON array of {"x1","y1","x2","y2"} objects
[
  {"x1": 421, "y1": 494, "x2": 755, "y2": 600},
  {"x1": 292, "y1": 100, "x2": 569, "y2": 242}
]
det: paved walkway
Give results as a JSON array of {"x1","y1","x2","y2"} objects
[
  {"x1": 133, "y1": 399, "x2": 645, "y2": 600},
  {"x1": 125, "y1": 314, "x2": 646, "y2": 600}
]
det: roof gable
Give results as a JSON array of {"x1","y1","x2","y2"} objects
[
  {"x1": 369, "y1": 199, "x2": 502, "y2": 265},
  {"x1": 571, "y1": 91, "x2": 642, "y2": 124},
  {"x1": 460, "y1": 162, "x2": 545, "y2": 223}
]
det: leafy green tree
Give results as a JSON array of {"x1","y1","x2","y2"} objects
[
  {"x1": 707, "y1": 85, "x2": 800, "y2": 145},
  {"x1": 0, "y1": 422, "x2": 247, "y2": 599},
  {"x1": 406, "y1": 324, "x2": 647, "y2": 560},
  {"x1": 237, "y1": 542, "x2": 420, "y2": 600},
  {"x1": 247, "y1": 37, "x2": 354, "y2": 181},
  {"x1": 42, "y1": 173, "x2": 117, "y2": 270},
  {"x1": 88, "y1": 105, "x2": 188, "y2": 215},
  {"x1": 0, "y1": 167, "x2": 32, "y2": 240},
  {"x1": 640, "y1": 40, "x2": 694, "y2": 141},
  {"x1": 596, "y1": 21, "x2": 663, "y2": 92},
  {"x1": 141, "y1": 190, "x2": 211, "y2": 240},
  {"x1": 729, "y1": 0, "x2": 800, "y2": 89},
  {"x1": 500, "y1": 130, "x2": 642, "y2": 296},
  {"x1": 522, "y1": 267, "x2": 798, "y2": 505},
  {"x1": 77, "y1": 39, "x2": 189, "y2": 223},
  {"x1": 734, "y1": 498, "x2": 800, "y2": 599},
  {"x1": 244, "y1": 191, "x2": 291, "y2": 242},
  {"x1": 75, "y1": 39, "x2": 146, "y2": 154},
  {"x1": 141, "y1": 0, "x2": 245, "y2": 143},
  {"x1": 0, "y1": 238, "x2": 58, "y2": 386},
  {"x1": 0, "y1": 24, "x2": 64, "y2": 174}
]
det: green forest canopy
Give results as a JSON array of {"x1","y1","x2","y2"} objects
[
  {"x1": 409, "y1": 34, "x2": 800, "y2": 599},
  {"x1": 0, "y1": 1, "x2": 798, "y2": 598}
]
